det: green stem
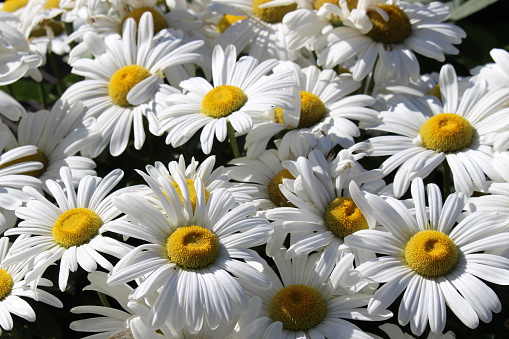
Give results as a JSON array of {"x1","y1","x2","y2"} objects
[
  {"x1": 97, "y1": 291, "x2": 110, "y2": 308},
  {"x1": 442, "y1": 160, "x2": 451, "y2": 198},
  {"x1": 49, "y1": 52, "x2": 64, "y2": 95},
  {"x1": 37, "y1": 82, "x2": 46, "y2": 109},
  {"x1": 227, "y1": 121, "x2": 240, "y2": 158}
]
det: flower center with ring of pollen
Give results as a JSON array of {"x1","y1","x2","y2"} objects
[
  {"x1": 367, "y1": 5, "x2": 412, "y2": 44},
  {"x1": 324, "y1": 197, "x2": 368, "y2": 238},
  {"x1": 166, "y1": 225, "x2": 220, "y2": 269},
  {"x1": 268, "y1": 169, "x2": 295, "y2": 207},
  {"x1": 420, "y1": 113, "x2": 474, "y2": 152},
  {"x1": 121, "y1": 7, "x2": 169, "y2": 35},
  {"x1": 53, "y1": 208, "x2": 103, "y2": 248},
  {"x1": 0, "y1": 269, "x2": 13, "y2": 301},
  {"x1": 253, "y1": 0, "x2": 297, "y2": 23},
  {"x1": 109, "y1": 65, "x2": 151, "y2": 107},
  {"x1": 0, "y1": 148, "x2": 48, "y2": 178},
  {"x1": 298, "y1": 91, "x2": 327, "y2": 128},
  {"x1": 270, "y1": 284, "x2": 327, "y2": 331},
  {"x1": 405, "y1": 230, "x2": 459, "y2": 278},
  {"x1": 201, "y1": 85, "x2": 248, "y2": 118}
]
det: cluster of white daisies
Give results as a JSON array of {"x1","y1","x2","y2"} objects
[{"x1": 0, "y1": 0, "x2": 508, "y2": 338}]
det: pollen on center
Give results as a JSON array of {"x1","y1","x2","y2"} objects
[
  {"x1": 419, "y1": 113, "x2": 474, "y2": 152},
  {"x1": 109, "y1": 65, "x2": 151, "y2": 107},
  {"x1": 298, "y1": 91, "x2": 327, "y2": 128},
  {"x1": 121, "y1": 7, "x2": 169, "y2": 35},
  {"x1": 0, "y1": 269, "x2": 13, "y2": 301},
  {"x1": 201, "y1": 85, "x2": 248, "y2": 118},
  {"x1": 252, "y1": 0, "x2": 297, "y2": 24},
  {"x1": 0, "y1": 148, "x2": 48, "y2": 178},
  {"x1": 52, "y1": 208, "x2": 103, "y2": 248},
  {"x1": 166, "y1": 225, "x2": 220, "y2": 269},
  {"x1": 366, "y1": 5, "x2": 412, "y2": 44},
  {"x1": 324, "y1": 197, "x2": 368, "y2": 238},
  {"x1": 268, "y1": 168, "x2": 295, "y2": 207}
]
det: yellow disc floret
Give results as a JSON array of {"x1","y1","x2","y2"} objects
[
  {"x1": 109, "y1": 65, "x2": 151, "y2": 107},
  {"x1": 428, "y1": 84, "x2": 442, "y2": 101},
  {"x1": 253, "y1": 0, "x2": 297, "y2": 24},
  {"x1": 53, "y1": 208, "x2": 103, "y2": 248},
  {"x1": 2, "y1": 0, "x2": 28, "y2": 12},
  {"x1": 44, "y1": 0, "x2": 60, "y2": 9},
  {"x1": 270, "y1": 284, "x2": 327, "y2": 331},
  {"x1": 420, "y1": 113, "x2": 474, "y2": 152},
  {"x1": 298, "y1": 91, "x2": 326, "y2": 128},
  {"x1": 166, "y1": 225, "x2": 220, "y2": 269},
  {"x1": 324, "y1": 197, "x2": 368, "y2": 238},
  {"x1": 268, "y1": 169, "x2": 295, "y2": 207},
  {"x1": 217, "y1": 14, "x2": 247, "y2": 33},
  {"x1": 0, "y1": 269, "x2": 13, "y2": 301},
  {"x1": 171, "y1": 179, "x2": 210, "y2": 211},
  {"x1": 367, "y1": 5, "x2": 412, "y2": 44},
  {"x1": 0, "y1": 148, "x2": 48, "y2": 178},
  {"x1": 121, "y1": 7, "x2": 169, "y2": 35},
  {"x1": 405, "y1": 230, "x2": 459, "y2": 278},
  {"x1": 201, "y1": 85, "x2": 248, "y2": 118}
]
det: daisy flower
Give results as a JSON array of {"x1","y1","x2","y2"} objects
[
  {"x1": 366, "y1": 64, "x2": 509, "y2": 198},
  {"x1": 245, "y1": 60, "x2": 379, "y2": 159},
  {"x1": 158, "y1": 44, "x2": 295, "y2": 154},
  {"x1": 265, "y1": 149, "x2": 381, "y2": 279},
  {"x1": 63, "y1": 12, "x2": 204, "y2": 157},
  {"x1": 70, "y1": 271, "x2": 170, "y2": 339},
  {"x1": 0, "y1": 237, "x2": 62, "y2": 335},
  {"x1": 105, "y1": 169, "x2": 273, "y2": 333},
  {"x1": 237, "y1": 248, "x2": 392, "y2": 338},
  {"x1": 345, "y1": 177, "x2": 509, "y2": 335},
  {"x1": 4, "y1": 166, "x2": 131, "y2": 291},
  {"x1": 471, "y1": 48, "x2": 509, "y2": 90},
  {"x1": 1, "y1": 99, "x2": 98, "y2": 189},
  {"x1": 310, "y1": 0, "x2": 466, "y2": 83}
]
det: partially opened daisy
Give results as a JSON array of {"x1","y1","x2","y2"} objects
[
  {"x1": 366, "y1": 64, "x2": 509, "y2": 197},
  {"x1": 4, "y1": 167, "x2": 131, "y2": 291},
  {"x1": 310, "y1": 0, "x2": 466, "y2": 83},
  {"x1": 63, "y1": 11, "x2": 203, "y2": 157},
  {"x1": 237, "y1": 248, "x2": 392, "y2": 338},
  {"x1": 105, "y1": 169, "x2": 273, "y2": 333},
  {"x1": 345, "y1": 177, "x2": 509, "y2": 335},
  {"x1": 158, "y1": 44, "x2": 295, "y2": 154},
  {"x1": 0, "y1": 237, "x2": 62, "y2": 335}
]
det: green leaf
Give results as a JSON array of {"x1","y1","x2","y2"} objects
[{"x1": 446, "y1": 0, "x2": 499, "y2": 20}]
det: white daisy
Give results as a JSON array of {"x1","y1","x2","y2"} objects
[
  {"x1": 345, "y1": 177, "x2": 509, "y2": 335},
  {"x1": 237, "y1": 248, "x2": 392, "y2": 338},
  {"x1": 471, "y1": 48, "x2": 509, "y2": 90},
  {"x1": 366, "y1": 64, "x2": 509, "y2": 198},
  {"x1": 1, "y1": 99, "x2": 98, "y2": 189},
  {"x1": 105, "y1": 169, "x2": 273, "y2": 333},
  {"x1": 0, "y1": 237, "x2": 62, "y2": 335},
  {"x1": 158, "y1": 44, "x2": 295, "y2": 155},
  {"x1": 265, "y1": 149, "x2": 381, "y2": 279},
  {"x1": 70, "y1": 271, "x2": 171, "y2": 339},
  {"x1": 310, "y1": 0, "x2": 466, "y2": 83},
  {"x1": 4, "y1": 166, "x2": 131, "y2": 291},
  {"x1": 245, "y1": 60, "x2": 379, "y2": 159},
  {"x1": 63, "y1": 12, "x2": 204, "y2": 157}
]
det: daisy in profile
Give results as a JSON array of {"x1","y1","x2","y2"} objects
[
  {"x1": 265, "y1": 149, "x2": 381, "y2": 279},
  {"x1": 4, "y1": 167, "x2": 131, "y2": 291},
  {"x1": 63, "y1": 12, "x2": 203, "y2": 157},
  {"x1": 0, "y1": 237, "x2": 62, "y2": 336},
  {"x1": 158, "y1": 44, "x2": 295, "y2": 154},
  {"x1": 245, "y1": 61, "x2": 378, "y2": 159},
  {"x1": 237, "y1": 248, "x2": 392, "y2": 338},
  {"x1": 306, "y1": 0, "x2": 466, "y2": 83},
  {"x1": 1, "y1": 99, "x2": 98, "y2": 189},
  {"x1": 105, "y1": 170, "x2": 273, "y2": 333},
  {"x1": 70, "y1": 271, "x2": 170, "y2": 339},
  {"x1": 366, "y1": 64, "x2": 509, "y2": 198},
  {"x1": 345, "y1": 177, "x2": 509, "y2": 336}
]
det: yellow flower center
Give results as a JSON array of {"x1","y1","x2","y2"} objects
[
  {"x1": 0, "y1": 269, "x2": 13, "y2": 301},
  {"x1": 52, "y1": 208, "x2": 103, "y2": 248},
  {"x1": 252, "y1": 0, "x2": 297, "y2": 24},
  {"x1": 201, "y1": 85, "x2": 248, "y2": 119},
  {"x1": 405, "y1": 230, "x2": 459, "y2": 278},
  {"x1": 428, "y1": 84, "x2": 442, "y2": 101},
  {"x1": 270, "y1": 284, "x2": 327, "y2": 331},
  {"x1": 267, "y1": 169, "x2": 295, "y2": 207},
  {"x1": 166, "y1": 225, "x2": 220, "y2": 269},
  {"x1": 0, "y1": 148, "x2": 48, "y2": 178},
  {"x1": 121, "y1": 7, "x2": 169, "y2": 35},
  {"x1": 2, "y1": 0, "x2": 28, "y2": 11},
  {"x1": 217, "y1": 14, "x2": 247, "y2": 33},
  {"x1": 169, "y1": 179, "x2": 210, "y2": 211},
  {"x1": 109, "y1": 65, "x2": 151, "y2": 107},
  {"x1": 419, "y1": 113, "x2": 474, "y2": 152},
  {"x1": 274, "y1": 107, "x2": 285, "y2": 125},
  {"x1": 297, "y1": 91, "x2": 326, "y2": 128},
  {"x1": 30, "y1": 19, "x2": 65, "y2": 38},
  {"x1": 44, "y1": 0, "x2": 60, "y2": 9},
  {"x1": 324, "y1": 197, "x2": 368, "y2": 238},
  {"x1": 367, "y1": 5, "x2": 412, "y2": 44}
]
